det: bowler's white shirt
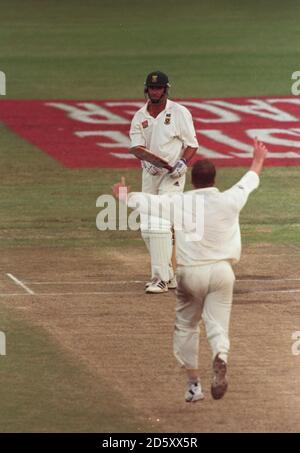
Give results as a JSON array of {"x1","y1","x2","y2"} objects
[
  {"x1": 127, "y1": 171, "x2": 260, "y2": 265},
  {"x1": 129, "y1": 99, "x2": 198, "y2": 167}
]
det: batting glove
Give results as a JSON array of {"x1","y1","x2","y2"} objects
[
  {"x1": 142, "y1": 160, "x2": 163, "y2": 176},
  {"x1": 170, "y1": 159, "x2": 187, "y2": 178}
]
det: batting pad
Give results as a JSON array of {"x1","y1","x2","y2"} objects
[
  {"x1": 148, "y1": 231, "x2": 173, "y2": 282},
  {"x1": 141, "y1": 230, "x2": 151, "y2": 254}
]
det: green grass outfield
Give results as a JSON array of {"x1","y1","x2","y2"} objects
[
  {"x1": 1, "y1": 0, "x2": 300, "y2": 99},
  {"x1": 0, "y1": 0, "x2": 299, "y2": 432}
]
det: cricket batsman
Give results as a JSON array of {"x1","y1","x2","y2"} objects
[{"x1": 129, "y1": 71, "x2": 198, "y2": 293}]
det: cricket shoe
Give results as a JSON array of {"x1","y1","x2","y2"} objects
[
  {"x1": 211, "y1": 354, "x2": 228, "y2": 400},
  {"x1": 145, "y1": 278, "x2": 168, "y2": 294},
  {"x1": 185, "y1": 381, "x2": 204, "y2": 403},
  {"x1": 145, "y1": 278, "x2": 156, "y2": 289},
  {"x1": 145, "y1": 276, "x2": 177, "y2": 290}
]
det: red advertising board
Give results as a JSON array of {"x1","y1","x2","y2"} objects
[{"x1": 0, "y1": 97, "x2": 300, "y2": 168}]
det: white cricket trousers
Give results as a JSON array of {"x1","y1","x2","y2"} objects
[{"x1": 173, "y1": 260, "x2": 235, "y2": 369}]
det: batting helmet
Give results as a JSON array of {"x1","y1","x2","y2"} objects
[{"x1": 144, "y1": 71, "x2": 171, "y2": 89}]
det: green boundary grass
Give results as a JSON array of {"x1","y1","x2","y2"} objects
[{"x1": 0, "y1": 0, "x2": 299, "y2": 99}]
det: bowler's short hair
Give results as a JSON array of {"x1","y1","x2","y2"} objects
[{"x1": 191, "y1": 159, "x2": 216, "y2": 188}]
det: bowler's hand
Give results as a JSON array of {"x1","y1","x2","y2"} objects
[
  {"x1": 253, "y1": 137, "x2": 268, "y2": 161},
  {"x1": 250, "y1": 138, "x2": 268, "y2": 175},
  {"x1": 112, "y1": 177, "x2": 130, "y2": 202}
]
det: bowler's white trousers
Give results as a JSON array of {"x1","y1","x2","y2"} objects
[{"x1": 173, "y1": 260, "x2": 235, "y2": 369}]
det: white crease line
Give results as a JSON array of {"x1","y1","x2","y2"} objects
[
  {"x1": 6, "y1": 273, "x2": 35, "y2": 295},
  {"x1": 0, "y1": 289, "x2": 299, "y2": 297},
  {"x1": 0, "y1": 291, "x2": 142, "y2": 297},
  {"x1": 236, "y1": 289, "x2": 300, "y2": 295},
  {"x1": 237, "y1": 278, "x2": 300, "y2": 282},
  {"x1": 23, "y1": 278, "x2": 300, "y2": 285},
  {"x1": 252, "y1": 289, "x2": 300, "y2": 294},
  {"x1": 26, "y1": 280, "x2": 146, "y2": 285}
]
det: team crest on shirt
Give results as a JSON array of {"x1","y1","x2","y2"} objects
[
  {"x1": 164, "y1": 113, "x2": 171, "y2": 125},
  {"x1": 141, "y1": 120, "x2": 149, "y2": 129}
]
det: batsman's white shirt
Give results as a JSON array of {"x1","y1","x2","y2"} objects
[
  {"x1": 127, "y1": 171, "x2": 260, "y2": 264},
  {"x1": 129, "y1": 99, "x2": 198, "y2": 167}
]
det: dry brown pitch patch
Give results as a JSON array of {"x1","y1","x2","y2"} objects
[{"x1": 1, "y1": 244, "x2": 300, "y2": 432}]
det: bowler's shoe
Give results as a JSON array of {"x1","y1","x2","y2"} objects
[
  {"x1": 211, "y1": 354, "x2": 228, "y2": 400},
  {"x1": 185, "y1": 381, "x2": 204, "y2": 403}
]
